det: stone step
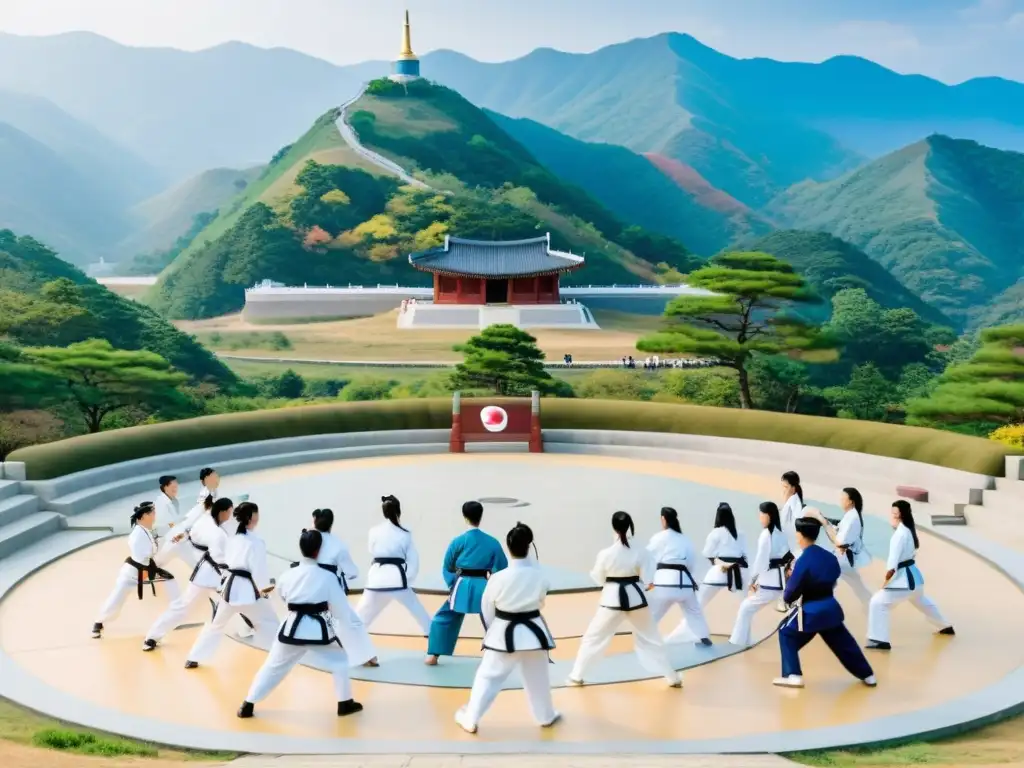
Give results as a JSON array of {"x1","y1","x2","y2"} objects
[
  {"x1": 977, "y1": 491, "x2": 1022, "y2": 514},
  {"x1": 931, "y1": 513, "x2": 968, "y2": 526},
  {"x1": 0, "y1": 494, "x2": 40, "y2": 527},
  {"x1": 0, "y1": 480, "x2": 21, "y2": 502},
  {"x1": 0, "y1": 512, "x2": 64, "y2": 560},
  {"x1": 993, "y1": 477, "x2": 1024, "y2": 497}
]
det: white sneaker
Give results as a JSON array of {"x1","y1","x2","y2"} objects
[
  {"x1": 454, "y1": 707, "x2": 477, "y2": 734},
  {"x1": 667, "y1": 675, "x2": 683, "y2": 688},
  {"x1": 863, "y1": 675, "x2": 877, "y2": 687},
  {"x1": 773, "y1": 675, "x2": 805, "y2": 688},
  {"x1": 541, "y1": 711, "x2": 562, "y2": 728},
  {"x1": 236, "y1": 625, "x2": 255, "y2": 640}
]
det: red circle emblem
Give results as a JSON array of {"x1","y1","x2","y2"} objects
[{"x1": 480, "y1": 406, "x2": 508, "y2": 433}]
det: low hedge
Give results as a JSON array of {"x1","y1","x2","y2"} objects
[{"x1": 7, "y1": 398, "x2": 1014, "y2": 480}]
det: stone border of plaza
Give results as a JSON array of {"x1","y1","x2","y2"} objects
[{"x1": 1, "y1": 435, "x2": 1022, "y2": 755}]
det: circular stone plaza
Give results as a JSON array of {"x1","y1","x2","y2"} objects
[{"x1": 0, "y1": 398, "x2": 1021, "y2": 758}]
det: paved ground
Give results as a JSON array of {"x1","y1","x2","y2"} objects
[{"x1": 229, "y1": 756, "x2": 796, "y2": 768}]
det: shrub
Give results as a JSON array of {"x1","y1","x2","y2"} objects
[
  {"x1": 990, "y1": 424, "x2": 1024, "y2": 450},
  {"x1": 575, "y1": 370, "x2": 659, "y2": 401},
  {"x1": 9, "y1": 399, "x2": 1014, "y2": 480},
  {"x1": 340, "y1": 377, "x2": 396, "y2": 402}
]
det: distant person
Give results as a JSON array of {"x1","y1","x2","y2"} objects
[
  {"x1": 355, "y1": 496, "x2": 432, "y2": 654},
  {"x1": 425, "y1": 501, "x2": 508, "y2": 665},
  {"x1": 865, "y1": 500, "x2": 954, "y2": 651},
  {"x1": 774, "y1": 517, "x2": 876, "y2": 689},
  {"x1": 645, "y1": 507, "x2": 710, "y2": 646},
  {"x1": 454, "y1": 523, "x2": 559, "y2": 734},
  {"x1": 569, "y1": 511, "x2": 681, "y2": 687},
  {"x1": 237, "y1": 530, "x2": 363, "y2": 720}
]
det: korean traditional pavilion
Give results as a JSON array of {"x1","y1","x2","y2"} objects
[{"x1": 408, "y1": 233, "x2": 585, "y2": 305}]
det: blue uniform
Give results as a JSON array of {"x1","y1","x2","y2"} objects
[
  {"x1": 427, "y1": 528, "x2": 508, "y2": 657},
  {"x1": 779, "y1": 544, "x2": 874, "y2": 681}
]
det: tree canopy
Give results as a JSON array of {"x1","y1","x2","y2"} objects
[
  {"x1": 22, "y1": 339, "x2": 188, "y2": 432},
  {"x1": 451, "y1": 324, "x2": 566, "y2": 397},
  {"x1": 636, "y1": 251, "x2": 835, "y2": 408},
  {"x1": 907, "y1": 324, "x2": 1024, "y2": 426}
]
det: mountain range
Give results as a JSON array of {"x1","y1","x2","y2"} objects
[{"x1": 2, "y1": 30, "x2": 1023, "y2": 328}]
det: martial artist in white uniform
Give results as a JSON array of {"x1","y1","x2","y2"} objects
[
  {"x1": 569, "y1": 511, "x2": 681, "y2": 687},
  {"x1": 729, "y1": 501, "x2": 793, "y2": 646},
  {"x1": 238, "y1": 529, "x2": 363, "y2": 719},
  {"x1": 184, "y1": 501, "x2": 278, "y2": 668},
  {"x1": 154, "y1": 474, "x2": 203, "y2": 570},
  {"x1": 142, "y1": 498, "x2": 234, "y2": 650},
  {"x1": 92, "y1": 502, "x2": 179, "y2": 638},
  {"x1": 645, "y1": 507, "x2": 711, "y2": 645},
  {"x1": 866, "y1": 500, "x2": 954, "y2": 650},
  {"x1": 154, "y1": 476, "x2": 182, "y2": 535},
  {"x1": 455, "y1": 523, "x2": 559, "y2": 734},
  {"x1": 778, "y1": 472, "x2": 806, "y2": 611},
  {"x1": 354, "y1": 495, "x2": 432, "y2": 635},
  {"x1": 697, "y1": 503, "x2": 749, "y2": 608},
  {"x1": 815, "y1": 488, "x2": 872, "y2": 607},
  {"x1": 303, "y1": 508, "x2": 375, "y2": 667},
  {"x1": 197, "y1": 467, "x2": 220, "y2": 504}
]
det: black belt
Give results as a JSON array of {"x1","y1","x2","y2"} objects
[
  {"x1": 126, "y1": 557, "x2": 174, "y2": 600},
  {"x1": 279, "y1": 601, "x2": 338, "y2": 646},
  {"x1": 655, "y1": 562, "x2": 697, "y2": 589},
  {"x1": 457, "y1": 568, "x2": 490, "y2": 578},
  {"x1": 761, "y1": 552, "x2": 794, "y2": 591},
  {"x1": 188, "y1": 535, "x2": 207, "y2": 552},
  {"x1": 896, "y1": 559, "x2": 916, "y2": 590},
  {"x1": 493, "y1": 608, "x2": 553, "y2": 652},
  {"x1": 801, "y1": 588, "x2": 834, "y2": 604},
  {"x1": 290, "y1": 561, "x2": 350, "y2": 594},
  {"x1": 715, "y1": 556, "x2": 748, "y2": 591},
  {"x1": 190, "y1": 550, "x2": 227, "y2": 583},
  {"x1": 605, "y1": 575, "x2": 648, "y2": 611},
  {"x1": 222, "y1": 568, "x2": 259, "y2": 603},
  {"x1": 372, "y1": 557, "x2": 408, "y2": 590}
]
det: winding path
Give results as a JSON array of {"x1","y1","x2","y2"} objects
[{"x1": 336, "y1": 83, "x2": 432, "y2": 190}]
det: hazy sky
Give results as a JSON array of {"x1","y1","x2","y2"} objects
[{"x1": 2, "y1": 0, "x2": 1022, "y2": 83}]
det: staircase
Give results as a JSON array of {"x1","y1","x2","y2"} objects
[{"x1": 0, "y1": 479, "x2": 62, "y2": 560}]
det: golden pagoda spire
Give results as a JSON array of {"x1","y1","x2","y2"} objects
[{"x1": 399, "y1": 10, "x2": 416, "y2": 59}]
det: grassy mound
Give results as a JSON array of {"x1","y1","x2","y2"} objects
[{"x1": 9, "y1": 398, "x2": 1012, "y2": 479}]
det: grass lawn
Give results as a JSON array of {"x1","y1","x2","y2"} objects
[
  {"x1": 179, "y1": 309, "x2": 664, "y2": 364},
  {"x1": 0, "y1": 697, "x2": 235, "y2": 764},
  {"x1": 786, "y1": 713, "x2": 1024, "y2": 766}
]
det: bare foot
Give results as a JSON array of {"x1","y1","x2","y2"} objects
[
  {"x1": 363, "y1": 657, "x2": 379, "y2": 667},
  {"x1": 424, "y1": 655, "x2": 439, "y2": 666}
]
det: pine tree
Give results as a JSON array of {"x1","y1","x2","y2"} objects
[
  {"x1": 23, "y1": 339, "x2": 188, "y2": 432},
  {"x1": 637, "y1": 251, "x2": 835, "y2": 408},
  {"x1": 451, "y1": 324, "x2": 561, "y2": 396},
  {"x1": 907, "y1": 324, "x2": 1024, "y2": 425}
]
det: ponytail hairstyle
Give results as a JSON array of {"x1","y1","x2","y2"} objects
[
  {"x1": 611, "y1": 511, "x2": 635, "y2": 548},
  {"x1": 234, "y1": 501, "x2": 258, "y2": 535},
  {"x1": 211, "y1": 497, "x2": 233, "y2": 524},
  {"x1": 892, "y1": 499, "x2": 920, "y2": 549},
  {"x1": 661, "y1": 506, "x2": 681, "y2": 534},
  {"x1": 714, "y1": 502, "x2": 738, "y2": 540},
  {"x1": 312, "y1": 508, "x2": 334, "y2": 533},
  {"x1": 203, "y1": 495, "x2": 215, "y2": 512},
  {"x1": 381, "y1": 495, "x2": 407, "y2": 532},
  {"x1": 506, "y1": 521, "x2": 538, "y2": 560},
  {"x1": 759, "y1": 501, "x2": 782, "y2": 533},
  {"x1": 130, "y1": 501, "x2": 155, "y2": 528},
  {"x1": 782, "y1": 471, "x2": 804, "y2": 507},
  {"x1": 843, "y1": 487, "x2": 865, "y2": 533}
]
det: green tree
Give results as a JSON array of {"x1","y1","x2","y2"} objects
[
  {"x1": 0, "y1": 342, "x2": 63, "y2": 411},
  {"x1": 749, "y1": 355, "x2": 815, "y2": 414},
  {"x1": 25, "y1": 339, "x2": 188, "y2": 432},
  {"x1": 451, "y1": 324, "x2": 564, "y2": 396},
  {"x1": 636, "y1": 251, "x2": 834, "y2": 409},
  {"x1": 824, "y1": 363, "x2": 896, "y2": 421},
  {"x1": 907, "y1": 324, "x2": 1024, "y2": 426}
]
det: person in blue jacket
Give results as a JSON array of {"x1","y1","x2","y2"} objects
[
  {"x1": 425, "y1": 501, "x2": 508, "y2": 665},
  {"x1": 774, "y1": 515, "x2": 877, "y2": 689}
]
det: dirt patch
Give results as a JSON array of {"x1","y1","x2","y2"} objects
[{"x1": 0, "y1": 741, "x2": 230, "y2": 768}]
